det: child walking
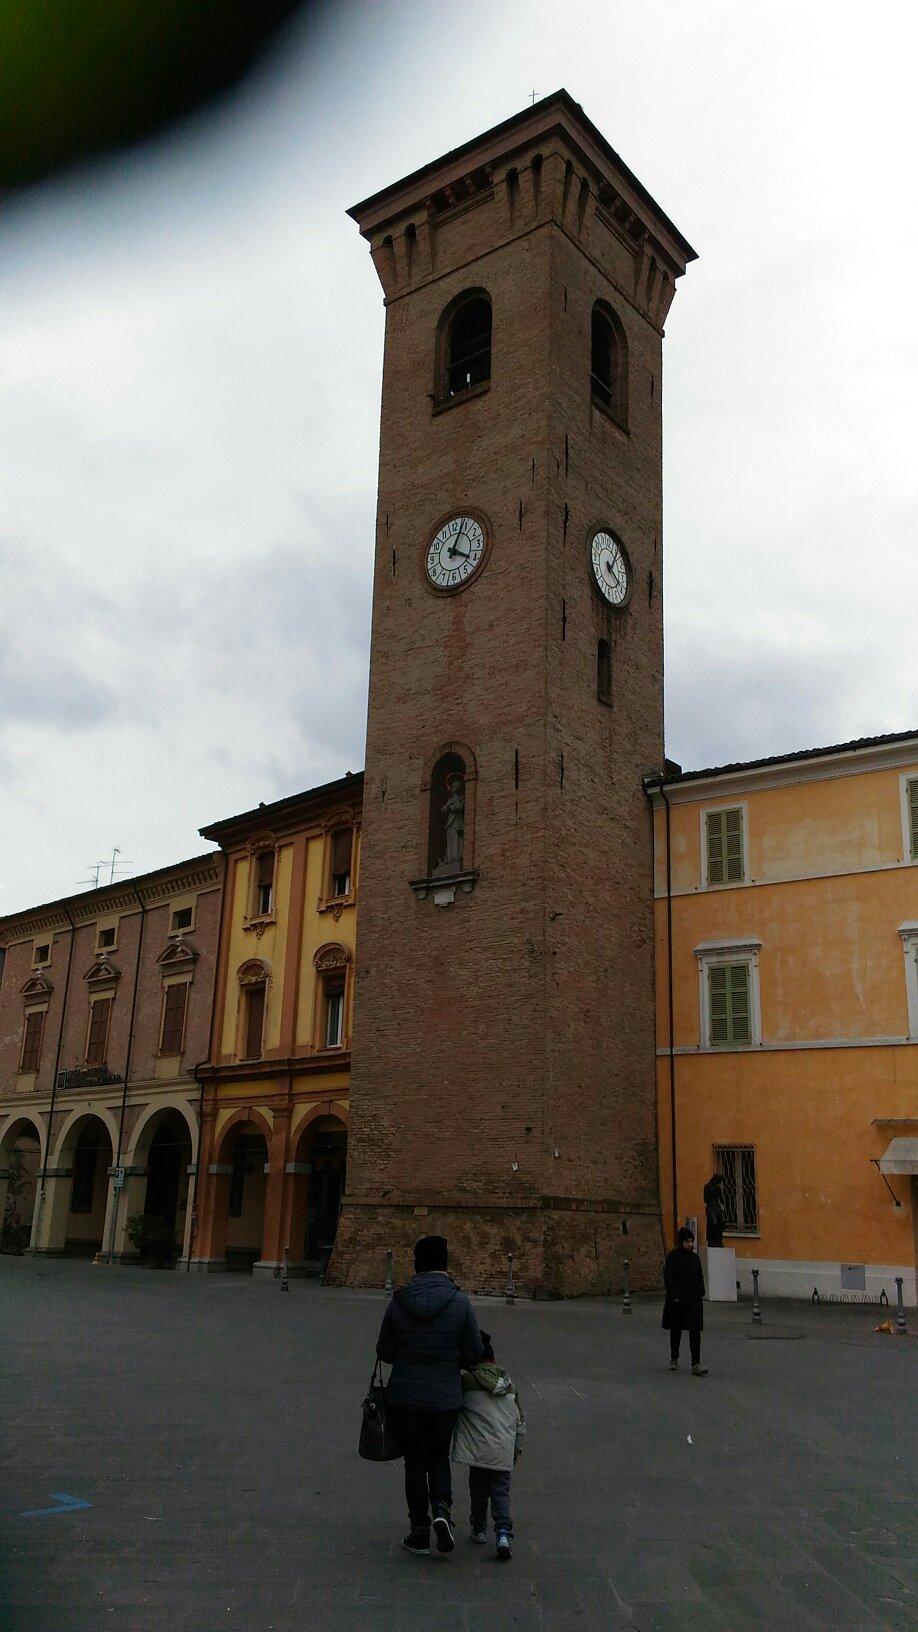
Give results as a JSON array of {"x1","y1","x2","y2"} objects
[{"x1": 451, "y1": 1329, "x2": 525, "y2": 1561}]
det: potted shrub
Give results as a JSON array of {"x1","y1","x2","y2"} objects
[{"x1": 125, "y1": 1211, "x2": 177, "y2": 1268}]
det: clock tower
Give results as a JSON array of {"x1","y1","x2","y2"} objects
[{"x1": 331, "y1": 92, "x2": 695, "y2": 1295}]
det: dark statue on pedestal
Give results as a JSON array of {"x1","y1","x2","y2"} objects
[{"x1": 703, "y1": 1173, "x2": 726, "y2": 1248}]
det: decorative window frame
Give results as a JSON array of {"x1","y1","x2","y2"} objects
[
  {"x1": 156, "y1": 939, "x2": 198, "y2": 1057},
  {"x1": 695, "y1": 938, "x2": 763, "y2": 1050},
  {"x1": 31, "y1": 938, "x2": 52, "y2": 969},
  {"x1": 899, "y1": 923, "x2": 918, "y2": 1039},
  {"x1": 318, "y1": 811, "x2": 360, "y2": 921},
  {"x1": 311, "y1": 943, "x2": 353, "y2": 1054},
  {"x1": 19, "y1": 998, "x2": 49, "y2": 1075},
  {"x1": 432, "y1": 287, "x2": 493, "y2": 412},
  {"x1": 700, "y1": 801, "x2": 749, "y2": 889},
  {"x1": 84, "y1": 991, "x2": 114, "y2": 1066},
  {"x1": 899, "y1": 772, "x2": 918, "y2": 863},
  {"x1": 243, "y1": 833, "x2": 278, "y2": 933},
  {"x1": 235, "y1": 958, "x2": 271, "y2": 1060}
]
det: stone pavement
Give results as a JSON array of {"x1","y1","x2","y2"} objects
[{"x1": 0, "y1": 1258, "x2": 915, "y2": 1632}]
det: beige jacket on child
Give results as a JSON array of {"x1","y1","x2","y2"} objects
[{"x1": 451, "y1": 1362, "x2": 526, "y2": 1473}]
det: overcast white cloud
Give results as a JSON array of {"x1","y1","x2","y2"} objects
[{"x1": 1, "y1": 0, "x2": 915, "y2": 911}]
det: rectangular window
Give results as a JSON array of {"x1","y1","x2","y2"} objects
[
  {"x1": 160, "y1": 982, "x2": 189, "y2": 1055},
  {"x1": 20, "y1": 1010, "x2": 45, "y2": 1072},
  {"x1": 708, "y1": 963, "x2": 751, "y2": 1046},
  {"x1": 330, "y1": 828, "x2": 353, "y2": 898},
  {"x1": 86, "y1": 997, "x2": 112, "y2": 1066},
  {"x1": 170, "y1": 905, "x2": 193, "y2": 934},
  {"x1": 33, "y1": 942, "x2": 50, "y2": 966},
  {"x1": 705, "y1": 808, "x2": 744, "y2": 885},
  {"x1": 909, "y1": 778, "x2": 918, "y2": 860},
  {"x1": 96, "y1": 926, "x2": 116, "y2": 950},
  {"x1": 242, "y1": 984, "x2": 266, "y2": 1060},
  {"x1": 714, "y1": 1144, "x2": 758, "y2": 1232},
  {"x1": 324, "y1": 980, "x2": 345, "y2": 1048},
  {"x1": 254, "y1": 851, "x2": 274, "y2": 917}
]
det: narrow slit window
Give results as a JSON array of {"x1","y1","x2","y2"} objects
[
  {"x1": 86, "y1": 997, "x2": 112, "y2": 1066},
  {"x1": 160, "y1": 982, "x2": 189, "y2": 1055},
  {"x1": 324, "y1": 979, "x2": 345, "y2": 1049},
  {"x1": 597, "y1": 638, "x2": 612, "y2": 705},
  {"x1": 590, "y1": 301, "x2": 628, "y2": 426}
]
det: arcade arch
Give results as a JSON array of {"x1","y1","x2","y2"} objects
[{"x1": 0, "y1": 1116, "x2": 43, "y2": 1254}]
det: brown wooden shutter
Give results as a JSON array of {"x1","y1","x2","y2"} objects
[
  {"x1": 86, "y1": 997, "x2": 112, "y2": 1065},
  {"x1": 21, "y1": 1010, "x2": 45, "y2": 1072},
  {"x1": 160, "y1": 982, "x2": 189, "y2": 1055},
  {"x1": 243, "y1": 984, "x2": 266, "y2": 1059},
  {"x1": 332, "y1": 828, "x2": 352, "y2": 876}
]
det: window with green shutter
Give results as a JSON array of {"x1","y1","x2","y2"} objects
[
  {"x1": 909, "y1": 779, "x2": 918, "y2": 860},
  {"x1": 708, "y1": 962, "x2": 751, "y2": 1046},
  {"x1": 706, "y1": 807, "x2": 744, "y2": 884}
]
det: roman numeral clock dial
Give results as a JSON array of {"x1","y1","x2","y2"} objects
[
  {"x1": 423, "y1": 513, "x2": 490, "y2": 593},
  {"x1": 590, "y1": 528, "x2": 632, "y2": 608}
]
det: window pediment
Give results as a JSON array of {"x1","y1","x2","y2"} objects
[
  {"x1": 20, "y1": 973, "x2": 53, "y2": 1000},
  {"x1": 238, "y1": 957, "x2": 270, "y2": 988},
  {"x1": 314, "y1": 942, "x2": 351, "y2": 974},
  {"x1": 156, "y1": 938, "x2": 198, "y2": 971},
  {"x1": 84, "y1": 957, "x2": 121, "y2": 986}
]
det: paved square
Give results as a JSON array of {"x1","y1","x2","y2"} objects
[{"x1": 0, "y1": 1259, "x2": 915, "y2": 1632}]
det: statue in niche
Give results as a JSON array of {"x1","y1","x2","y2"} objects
[
  {"x1": 440, "y1": 774, "x2": 465, "y2": 872},
  {"x1": 703, "y1": 1173, "x2": 726, "y2": 1248}
]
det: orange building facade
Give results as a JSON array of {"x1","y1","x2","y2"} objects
[
  {"x1": 191, "y1": 776, "x2": 361, "y2": 1275},
  {"x1": 648, "y1": 730, "x2": 918, "y2": 1305}
]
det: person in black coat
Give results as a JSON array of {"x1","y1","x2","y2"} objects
[
  {"x1": 376, "y1": 1234, "x2": 484, "y2": 1556},
  {"x1": 662, "y1": 1227, "x2": 708, "y2": 1375}
]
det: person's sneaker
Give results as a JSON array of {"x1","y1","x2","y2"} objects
[
  {"x1": 432, "y1": 1513, "x2": 455, "y2": 1554},
  {"x1": 402, "y1": 1528, "x2": 430, "y2": 1554},
  {"x1": 691, "y1": 1363, "x2": 709, "y2": 1376},
  {"x1": 496, "y1": 1533, "x2": 513, "y2": 1562},
  {"x1": 669, "y1": 1357, "x2": 678, "y2": 1371},
  {"x1": 470, "y1": 1527, "x2": 488, "y2": 1545}
]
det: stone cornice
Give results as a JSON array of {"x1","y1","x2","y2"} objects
[{"x1": 0, "y1": 855, "x2": 221, "y2": 946}]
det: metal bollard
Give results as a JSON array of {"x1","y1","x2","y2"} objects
[
  {"x1": 505, "y1": 1252, "x2": 515, "y2": 1305},
  {"x1": 280, "y1": 1246, "x2": 289, "y2": 1293},
  {"x1": 384, "y1": 1248, "x2": 393, "y2": 1292},
  {"x1": 622, "y1": 1257, "x2": 632, "y2": 1314},
  {"x1": 895, "y1": 1276, "x2": 908, "y2": 1336},
  {"x1": 751, "y1": 1267, "x2": 763, "y2": 1324}
]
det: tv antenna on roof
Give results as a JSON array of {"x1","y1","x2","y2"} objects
[{"x1": 77, "y1": 848, "x2": 131, "y2": 890}]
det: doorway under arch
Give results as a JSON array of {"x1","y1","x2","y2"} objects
[
  {"x1": 47, "y1": 1114, "x2": 115, "y2": 1256},
  {"x1": 222, "y1": 1121, "x2": 269, "y2": 1272},
  {"x1": 289, "y1": 1116, "x2": 347, "y2": 1273},
  {"x1": 0, "y1": 1118, "x2": 42, "y2": 1254}
]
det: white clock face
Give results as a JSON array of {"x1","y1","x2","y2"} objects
[
  {"x1": 425, "y1": 515, "x2": 487, "y2": 591},
  {"x1": 590, "y1": 530, "x2": 631, "y2": 607}
]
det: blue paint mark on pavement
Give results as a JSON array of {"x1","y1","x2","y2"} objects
[{"x1": 20, "y1": 1492, "x2": 91, "y2": 1519}]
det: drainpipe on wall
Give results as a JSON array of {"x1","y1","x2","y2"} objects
[
  {"x1": 32, "y1": 905, "x2": 76, "y2": 1250},
  {"x1": 105, "y1": 887, "x2": 146, "y2": 1263},
  {"x1": 186, "y1": 853, "x2": 228, "y2": 1271},
  {"x1": 658, "y1": 781, "x2": 678, "y2": 1243}
]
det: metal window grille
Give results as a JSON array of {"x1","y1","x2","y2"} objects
[{"x1": 714, "y1": 1144, "x2": 758, "y2": 1232}]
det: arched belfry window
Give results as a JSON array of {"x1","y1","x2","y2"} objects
[
  {"x1": 590, "y1": 300, "x2": 628, "y2": 427},
  {"x1": 437, "y1": 292, "x2": 492, "y2": 401}
]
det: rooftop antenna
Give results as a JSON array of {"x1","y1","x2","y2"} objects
[
  {"x1": 77, "y1": 848, "x2": 132, "y2": 891},
  {"x1": 106, "y1": 846, "x2": 131, "y2": 885},
  {"x1": 78, "y1": 862, "x2": 104, "y2": 889}
]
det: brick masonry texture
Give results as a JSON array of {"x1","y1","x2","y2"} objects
[{"x1": 332, "y1": 100, "x2": 692, "y2": 1294}]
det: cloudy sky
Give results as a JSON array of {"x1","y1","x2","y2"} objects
[{"x1": 2, "y1": 0, "x2": 915, "y2": 913}]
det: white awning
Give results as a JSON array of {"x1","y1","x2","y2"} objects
[{"x1": 878, "y1": 1137, "x2": 918, "y2": 1176}]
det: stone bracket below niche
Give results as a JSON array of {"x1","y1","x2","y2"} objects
[{"x1": 409, "y1": 869, "x2": 479, "y2": 907}]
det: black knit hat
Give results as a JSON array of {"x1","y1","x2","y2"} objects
[{"x1": 414, "y1": 1234, "x2": 448, "y2": 1272}]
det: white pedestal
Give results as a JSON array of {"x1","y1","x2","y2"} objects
[{"x1": 702, "y1": 1245, "x2": 737, "y2": 1302}]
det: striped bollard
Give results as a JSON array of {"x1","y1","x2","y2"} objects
[
  {"x1": 505, "y1": 1253, "x2": 515, "y2": 1305},
  {"x1": 385, "y1": 1249, "x2": 393, "y2": 1292},
  {"x1": 751, "y1": 1267, "x2": 763, "y2": 1324},
  {"x1": 622, "y1": 1257, "x2": 632, "y2": 1314},
  {"x1": 895, "y1": 1276, "x2": 908, "y2": 1336}
]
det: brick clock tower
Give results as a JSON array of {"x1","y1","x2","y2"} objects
[{"x1": 331, "y1": 91, "x2": 695, "y2": 1295}]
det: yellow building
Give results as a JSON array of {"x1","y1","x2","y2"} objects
[
  {"x1": 647, "y1": 729, "x2": 918, "y2": 1304},
  {"x1": 192, "y1": 775, "x2": 361, "y2": 1275}
]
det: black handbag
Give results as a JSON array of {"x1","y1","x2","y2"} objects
[{"x1": 359, "y1": 1359, "x2": 402, "y2": 1462}]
